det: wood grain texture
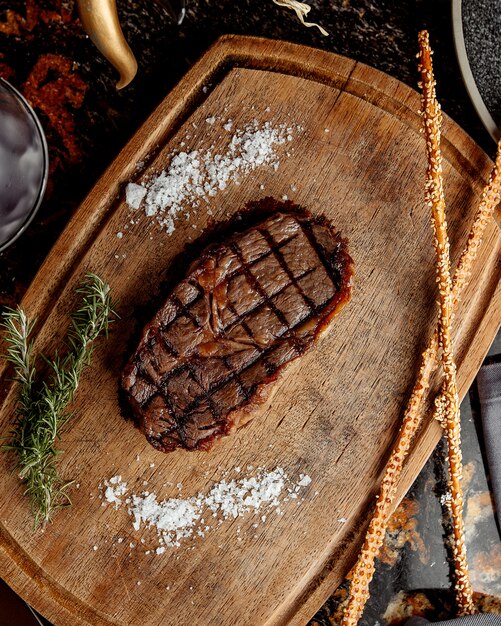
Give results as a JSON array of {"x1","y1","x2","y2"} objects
[{"x1": 0, "y1": 36, "x2": 499, "y2": 626}]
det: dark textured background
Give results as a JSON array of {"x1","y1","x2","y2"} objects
[
  {"x1": 463, "y1": 0, "x2": 501, "y2": 128},
  {"x1": 0, "y1": 1, "x2": 499, "y2": 625}
]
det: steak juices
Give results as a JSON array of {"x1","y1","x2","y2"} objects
[{"x1": 122, "y1": 210, "x2": 353, "y2": 452}]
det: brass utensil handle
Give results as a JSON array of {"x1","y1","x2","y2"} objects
[{"x1": 77, "y1": 0, "x2": 138, "y2": 89}]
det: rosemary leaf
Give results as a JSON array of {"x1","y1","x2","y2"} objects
[{"x1": 1, "y1": 273, "x2": 116, "y2": 528}]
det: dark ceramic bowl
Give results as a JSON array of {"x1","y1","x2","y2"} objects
[
  {"x1": 453, "y1": 0, "x2": 500, "y2": 141},
  {"x1": 0, "y1": 77, "x2": 48, "y2": 252}
]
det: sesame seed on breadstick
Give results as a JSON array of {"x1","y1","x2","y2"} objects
[
  {"x1": 341, "y1": 31, "x2": 501, "y2": 626},
  {"x1": 417, "y1": 29, "x2": 475, "y2": 616}
]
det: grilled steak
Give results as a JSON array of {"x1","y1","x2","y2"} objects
[{"x1": 122, "y1": 210, "x2": 353, "y2": 453}]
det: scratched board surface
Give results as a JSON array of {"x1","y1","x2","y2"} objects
[{"x1": 0, "y1": 37, "x2": 499, "y2": 626}]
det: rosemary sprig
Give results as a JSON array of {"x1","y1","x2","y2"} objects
[{"x1": 1, "y1": 273, "x2": 116, "y2": 528}]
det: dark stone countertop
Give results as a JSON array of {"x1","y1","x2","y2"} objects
[{"x1": 0, "y1": 1, "x2": 499, "y2": 624}]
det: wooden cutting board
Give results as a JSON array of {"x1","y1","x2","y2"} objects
[{"x1": 0, "y1": 36, "x2": 500, "y2": 626}]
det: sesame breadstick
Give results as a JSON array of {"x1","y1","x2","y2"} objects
[
  {"x1": 417, "y1": 29, "x2": 475, "y2": 615},
  {"x1": 341, "y1": 33, "x2": 501, "y2": 626}
]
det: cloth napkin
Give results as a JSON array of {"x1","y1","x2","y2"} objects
[{"x1": 477, "y1": 361, "x2": 501, "y2": 530}]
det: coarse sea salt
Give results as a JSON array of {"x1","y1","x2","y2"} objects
[
  {"x1": 100, "y1": 467, "x2": 311, "y2": 551},
  {"x1": 125, "y1": 183, "x2": 147, "y2": 210},
  {"x1": 124, "y1": 118, "x2": 299, "y2": 235},
  {"x1": 102, "y1": 476, "x2": 127, "y2": 509},
  {"x1": 297, "y1": 474, "x2": 312, "y2": 487}
]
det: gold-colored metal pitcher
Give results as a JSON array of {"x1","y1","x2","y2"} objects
[{"x1": 76, "y1": 0, "x2": 185, "y2": 89}]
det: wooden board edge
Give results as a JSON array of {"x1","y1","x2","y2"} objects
[
  {"x1": 282, "y1": 276, "x2": 501, "y2": 626},
  {"x1": 9, "y1": 35, "x2": 495, "y2": 332},
  {"x1": 216, "y1": 36, "x2": 495, "y2": 192},
  {"x1": 0, "y1": 538, "x2": 113, "y2": 626},
  {"x1": 0, "y1": 35, "x2": 499, "y2": 626}
]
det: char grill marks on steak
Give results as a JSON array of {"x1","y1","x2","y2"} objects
[{"x1": 122, "y1": 210, "x2": 353, "y2": 453}]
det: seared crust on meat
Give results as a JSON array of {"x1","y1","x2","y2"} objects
[{"x1": 122, "y1": 210, "x2": 353, "y2": 452}]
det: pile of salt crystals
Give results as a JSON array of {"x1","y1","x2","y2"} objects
[
  {"x1": 100, "y1": 467, "x2": 312, "y2": 551},
  {"x1": 125, "y1": 118, "x2": 303, "y2": 235}
]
